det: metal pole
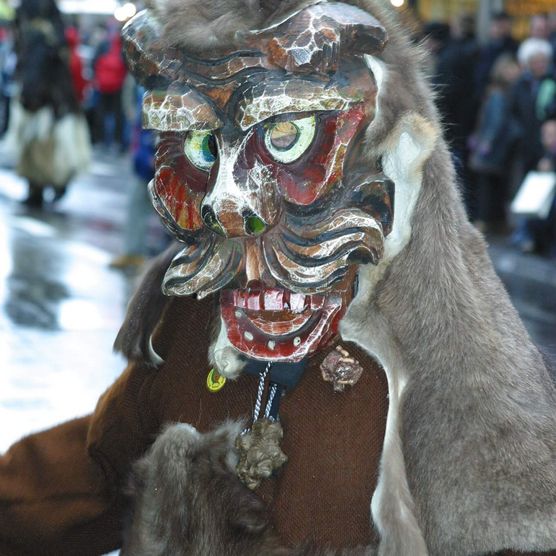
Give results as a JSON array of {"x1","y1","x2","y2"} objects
[{"x1": 478, "y1": 0, "x2": 492, "y2": 44}]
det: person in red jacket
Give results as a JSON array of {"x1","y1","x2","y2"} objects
[
  {"x1": 65, "y1": 26, "x2": 87, "y2": 104},
  {"x1": 92, "y1": 31, "x2": 127, "y2": 151}
]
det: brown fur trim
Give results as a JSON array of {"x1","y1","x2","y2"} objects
[{"x1": 113, "y1": 242, "x2": 182, "y2": 365}]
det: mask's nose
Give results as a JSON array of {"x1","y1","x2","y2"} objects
[
  {"x1": 201, "y1": 149, "x2": 278, "y2": 238},
  {"x1": 200, "y1": 203, "x2": 268, "y2": 238}
]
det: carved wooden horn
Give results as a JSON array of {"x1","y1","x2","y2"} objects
[
  {"x1": 243, "y1": 2, "x2": 388, "y2": 74},
  {"x1": 122, "y1": 10, "x2": 182, "y2": 86},
  {"x1": 123, "y1": 3, "x2": 388, "y2": 81}
]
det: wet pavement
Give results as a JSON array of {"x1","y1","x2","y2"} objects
[
  {"x1": 0, "y1": 150, "x2": 555, "y2": 456},
  {"x1": 490, "y1": 241, "x2": 556, "y2": 361},
  {"x1": 0, "y1": 150, "x2": 142, "y2": 451}
]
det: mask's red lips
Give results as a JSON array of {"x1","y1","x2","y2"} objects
[{"x1": 220, "y1": 284, "x2": 346, "y2": 362}]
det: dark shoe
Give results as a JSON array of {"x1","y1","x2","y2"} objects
[
  {"x1": 23, "y1": 184, "x2": 44, "y2": 208},
  {"x1": 52, "y1": 186, "x2": 68, "y2": 203}
]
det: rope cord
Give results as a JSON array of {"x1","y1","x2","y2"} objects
[
  {"x1": 252, "y1": 361, "x2": 272, "y2": 423},
  {"x1": 264, "y1": 383, "x2": 278, "y2": 421}
]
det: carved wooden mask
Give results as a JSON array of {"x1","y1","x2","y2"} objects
[{"x1": 122, "y1": 3, "x2": 394, "y2": 362}]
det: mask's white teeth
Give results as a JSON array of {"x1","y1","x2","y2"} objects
[
  {"x1": 230, "y1": 288, "x2": 326, "y2": 313},
  {"x1": 247, "y1": 293, "x2": 261, "y2": 311},
  {"x1": 290, "y1": 293, "x2": 306, "y2": 313}
]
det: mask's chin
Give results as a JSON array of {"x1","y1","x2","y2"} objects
[{"x1": 219, "y1": 280, "x2": 353, "y2": 362}]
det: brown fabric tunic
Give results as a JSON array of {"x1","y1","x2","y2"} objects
[
  {"x1": 0, "y1": 294, "x2": 554, "y2": 555},
  {"x1": 112, "y1": 294, "x2": 389, "y2": 548}
]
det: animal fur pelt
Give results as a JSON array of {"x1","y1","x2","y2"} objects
[
  {"x1": 144, "y1": 0, "x2": 264, "y2": 51},
  {"x1": 122, "y1": 421, "x2": 374, "y2": 556},
  {"x1": 337, "y1": 2, "x2": 556, "y2": 556}
]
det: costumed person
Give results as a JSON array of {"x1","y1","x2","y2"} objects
[
  {"x1": 1, "y1": 2, "x2": 556, "y2": 556},
  {"x1": 3, "y1": 0, "x2": 90, "y2": 207}
]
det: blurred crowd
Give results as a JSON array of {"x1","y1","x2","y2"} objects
[
  {"x1": 0, "y1": 0, "x2": 133, "y2": 187},
  {"x1": 0, "y1": 0, "x2": 161, "y2": 269},
  {"x1": 423, "y1": 11, "x2": 556, "y2": 257},
  {"x1": 0, "y1": 1, "x2": 555, "y2": 266}
]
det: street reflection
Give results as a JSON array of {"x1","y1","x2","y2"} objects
[{"x1": 0, "y1": 158, "x2": 134, "y2": 450}]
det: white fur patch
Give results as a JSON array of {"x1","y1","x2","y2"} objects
[
  {"x1": 365, "y1": 54, "x2": 386, "y2": 91},
  {"x1": 340, "y1": 316, "x2": 428, "y2": 555},
  {"x1": 175, "y1": 422, "x2": 201, "y2": 438},
  {"x1": 209, "y1": 318, "x2": 246, "y2": 379},
  {"x1": 382, "y1": 116, "x2": 437, "y2": 263},
  {"x1": 364, "y1": 55, "x2": 386, "y2": 127},
  {"x1": 344, "y1": 113, "x2": 438, "y2": 312},
  {"x1": 340, "y1": 111, "x2": 438, "y2": 554}
]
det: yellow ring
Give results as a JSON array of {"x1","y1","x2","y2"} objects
[{"x1": 206, "y1": 369, "x2": 227, "y2": 393}]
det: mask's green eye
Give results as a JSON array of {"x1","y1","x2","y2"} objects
[
  {"x1": 264, "y1": 115, "x2": 316, "y2": 164},
  {"x1": 184, "y1": 131, "x2": 218, "y2": 171}
]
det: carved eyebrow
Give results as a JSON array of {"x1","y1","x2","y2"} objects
[
  {"x1": 142, "y1": 84, "x2": 222, "y2": 132},
  {"x1": 235, "y1": 79, "x2": 357, "y2": 131}
]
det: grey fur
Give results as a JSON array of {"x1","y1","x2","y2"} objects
[
  {"x1": 123, "y1": 421, "x2": 374, "y2": 556},
  {"x1": 144, "y1": 0, "x2": 329, "y2": 52},
  {"x1": 340, "y1": 1, "x2": 556, "y2": 555},
  {"x1": 144, "y1": 0, "x2": 265, "y2": 52}
]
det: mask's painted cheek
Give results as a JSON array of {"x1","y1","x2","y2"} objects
[
  {"x1": 240, "y1": 106, "x2": 368, "y2": 206},
  {"x1": 153, "y1": 132, "x2": 211, "y2": 232}
]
